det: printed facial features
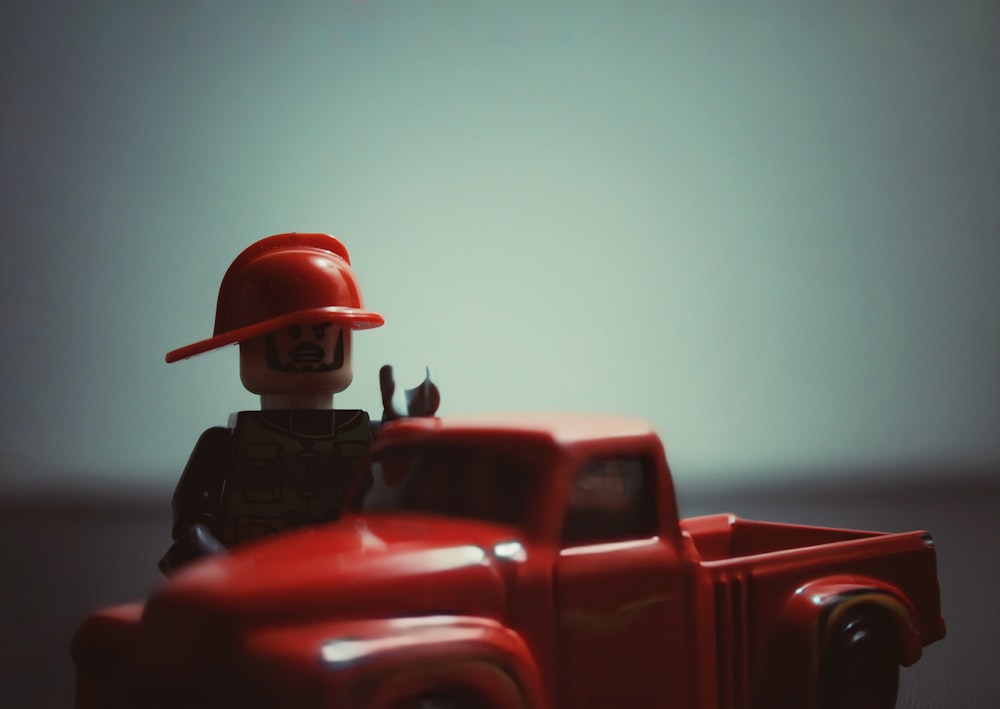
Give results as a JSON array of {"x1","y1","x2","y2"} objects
[{"x1": 265, "y1": 323, "x2": 345, "y2": 372}]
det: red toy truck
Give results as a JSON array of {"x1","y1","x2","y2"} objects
[{"x1": 72, "y1": 413, "x2": 945, "y2": 709}]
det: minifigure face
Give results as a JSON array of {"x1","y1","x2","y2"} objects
[
  {"x1": 239, "y1": 321, "x2": 353, "y2": 396},
  {"x1": 266, "y1": 322, "x2": 344, "y2": 372}
]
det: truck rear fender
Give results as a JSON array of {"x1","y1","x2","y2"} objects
[
  {"x1": 775, "y1": 577, "x2": 923, "y2": 668},
  {"x1": 759, "y1": 578, "x2": 921, "y2": 709}
]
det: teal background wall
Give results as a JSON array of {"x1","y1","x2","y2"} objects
[{"x1": 2, "y1": 1, "x2": 998, "y2": 493}]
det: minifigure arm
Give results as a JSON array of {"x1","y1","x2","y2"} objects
[
  {"x1": 159, "y1": 426, "x2": 231, "y2": 573},
  {"x1": 170, "y1": 426, "x2": 231, "y2": 539}
]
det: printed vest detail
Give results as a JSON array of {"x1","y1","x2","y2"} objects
[{"x1": 218, "y1": 409, "x2": 372, "y2": 545}]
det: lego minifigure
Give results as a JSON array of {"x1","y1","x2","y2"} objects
[{"x1": 159, "y1": 233, "x2": 435, "y2": 572}]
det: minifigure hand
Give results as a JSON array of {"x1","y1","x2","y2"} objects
[
  {"x1": 380, "y1": 365, "x2": 441, "y2": 421},
  {"x1": 158, "y1": 523, "x2": 227, "y2": 574}
]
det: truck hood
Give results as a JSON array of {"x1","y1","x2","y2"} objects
[{"x1": 143, "y1": 515, "x2": 522, "y2": 632}]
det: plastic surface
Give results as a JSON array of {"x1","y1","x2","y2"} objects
[
  {"x1": 166, "y1": 233, "x2": 383, "y2": 364},
  {"x1": 73, "y1": 412, "x2": 945, "y2": 709}
]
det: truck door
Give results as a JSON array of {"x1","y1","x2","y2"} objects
[{"x1": 554, "y1": 456, "x2": 695, "y2": 709}]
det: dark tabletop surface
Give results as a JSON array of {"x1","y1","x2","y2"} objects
[{"x1": 2, "y1": 470, "x2": 996, "y2": 709}]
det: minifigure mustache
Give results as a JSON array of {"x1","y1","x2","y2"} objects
[
  {"x1": 265, "y1": 329, "x2": 344, "y2": 372},
  {"x1": 290, "y1": 342, "x2": 326, "y2": 365}
]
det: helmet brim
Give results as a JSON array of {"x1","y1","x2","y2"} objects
[{"x1": 165, "y1": 306, "x2": 384, "y2": 363}]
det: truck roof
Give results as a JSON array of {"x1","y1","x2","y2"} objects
[{"x1": 384, "y1": 411, "x2": 658, "y2": 445}]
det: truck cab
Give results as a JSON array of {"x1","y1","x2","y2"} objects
[{"x1": 355, "y1": 412, "x2": 698, "y2": 709}]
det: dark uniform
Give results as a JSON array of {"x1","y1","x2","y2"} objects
[{"x1": 169, "y1": 409, "x2": 373, "y2": 549}]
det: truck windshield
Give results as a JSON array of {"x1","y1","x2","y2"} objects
[{"x1": 352, "y1": 443, "x2": 538, "y2": 527}]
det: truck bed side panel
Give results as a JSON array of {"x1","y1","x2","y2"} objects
[{"x1": 696, "y1": 530, "x2": 944, "y2": 708}]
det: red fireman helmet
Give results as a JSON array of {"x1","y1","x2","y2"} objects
[{"x1": 166, "y1": 233, "x2": 384, "y2": 363}]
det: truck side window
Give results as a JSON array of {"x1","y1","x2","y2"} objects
[{"x1": 562, "y1": 457, "x2": 657, "y2": 545}]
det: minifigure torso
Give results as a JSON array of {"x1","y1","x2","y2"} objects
[
  {"x1": 221, "y1": 409, "x2": 372, "y2": 544},
  {"x1": 175, "y1": 409, "x2": 372, "y2": 548}
]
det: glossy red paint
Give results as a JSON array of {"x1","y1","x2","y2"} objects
[
  {"x1": 73, "y1": 413, "x2": 945, "y2": 709},
  {"x1": 166, "y1": 233, "x2": 383, "y2": 364}
]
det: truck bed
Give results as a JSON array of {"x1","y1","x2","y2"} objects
[
  {"x1": 678, "y1": 513, "x2": 945, "y2": 709},
  {"x1": 680, "y1": 513, "x2": 885, "y2": 561}
]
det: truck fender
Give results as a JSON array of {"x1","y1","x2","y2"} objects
[
  {"x1": 316, "y1": 617, "x2": 548, "y2": 709},
  {"x1": 364, "y1": 658, "x2": 529, "y2": 709},
  {"x1": 71, "y1": 603, "x2": 145, "y2": 709},
  {"x1": 789, "y1": 578, "x2": 922, "y2": 665},
  {"x1": 760, "y1": 577, "x2": 922, "y2": 709}
]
